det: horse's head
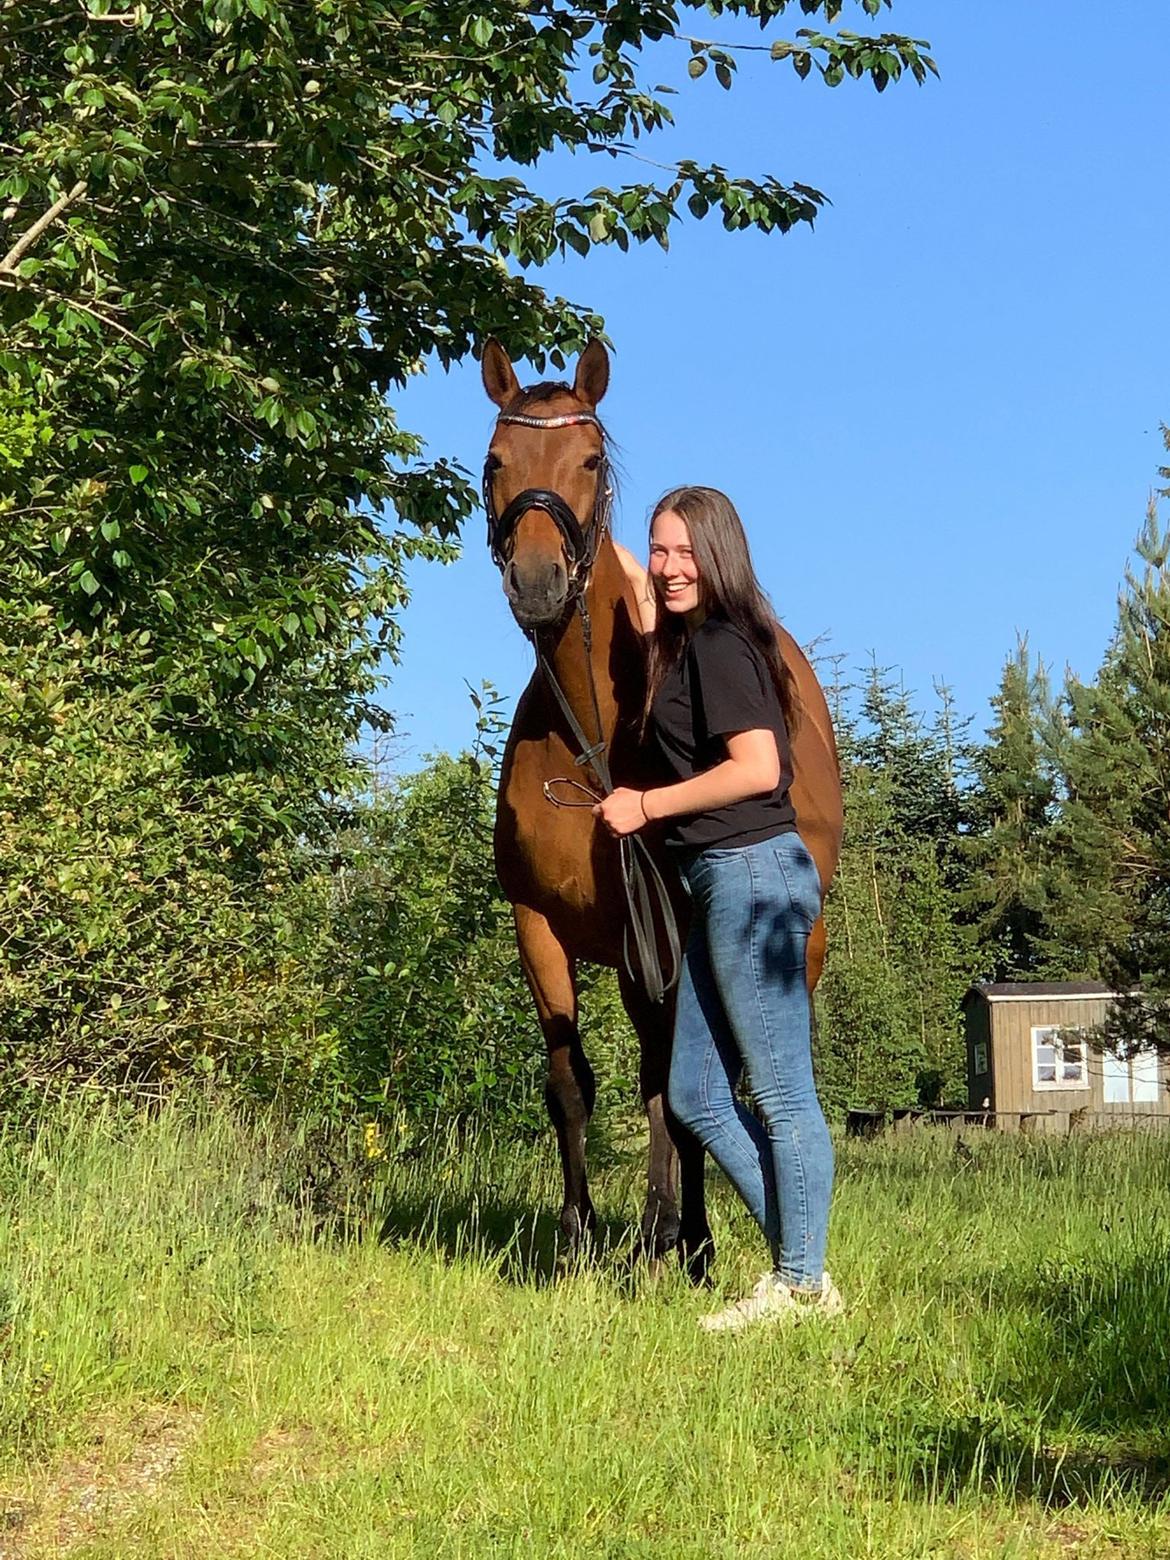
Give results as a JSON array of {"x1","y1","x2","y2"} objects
[{"x1": 481, "y1": 339, "x2": 611, "y2": 632}]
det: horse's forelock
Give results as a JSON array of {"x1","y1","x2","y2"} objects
[
  {"x1": 502, "y1": 380, "x2": 603, "y2": 422},
  {"x1": 500, "y1": 381, "x2": 614, "y2": 450}
]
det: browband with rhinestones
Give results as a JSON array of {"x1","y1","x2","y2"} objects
[{"x1": 497, "y1": 411, "x2": 604, "y2": 431}]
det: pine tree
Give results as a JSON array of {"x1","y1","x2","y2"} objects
[
  {"x1": 817, "y1": 663, "x2": 975, "y2": 1113},
  {"x1": 1052, "y1": 439, "x2": 1170, "y2": 1047},
  {"x1": 964, "y1": 638, "x2": 1065, "y2": 978}
]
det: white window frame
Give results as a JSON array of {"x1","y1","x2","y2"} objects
[
  {"x1": 1097, "y1": 1046, "x2": 1162, "y2": 1106},
  {"x1": 1110, "y1": 1048, "x2": 1166, "y2": 1110},
  {"x1": 1031, "y1": 1025, "x2": 1089, "y2": 1091},
  {"x1": 1131, "y1": 1048, "x2": 1160, "y2": 1104}
]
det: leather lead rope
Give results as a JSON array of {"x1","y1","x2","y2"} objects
[{"x1": 534, "y1": 601, "x2": 681, "y2": 1004}]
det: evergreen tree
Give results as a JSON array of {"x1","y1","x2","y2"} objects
[
  {"x1": 817, "y1": 663, "x2": 974, "y2": 1113},
  {"x1": 963, "y1": 638, "x2": 1065, "y2": 979},
  {"x1": 1050, "y1": 439, "x2": 1170, "y2": 1047}
]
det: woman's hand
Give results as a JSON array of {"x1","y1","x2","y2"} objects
[
  {"x1": 611, "y1": 541, "x2": 657, "y2": 634},
  {"x1": 593, "y1": 787, "x2": 650, "y2": 837}
]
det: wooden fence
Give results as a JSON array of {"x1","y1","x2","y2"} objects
[{"x1": 845, "y1": 1107, "x2": 1170, "y2": 1137}]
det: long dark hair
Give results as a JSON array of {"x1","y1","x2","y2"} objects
[{"x1": 641, "y1": 485, "x2": 800, "y2": 736}]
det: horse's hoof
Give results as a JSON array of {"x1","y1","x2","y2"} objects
[
  {"x1": 639, "y1": 1210, "x2": 681, "y2": 1265},
  {"x1": 678, "y1": 1239, "x2": 715, "y2": 1288}
]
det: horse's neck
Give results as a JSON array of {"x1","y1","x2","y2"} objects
[{"x1": 541, "y1": 543, "x2": 639, "y2": 745}]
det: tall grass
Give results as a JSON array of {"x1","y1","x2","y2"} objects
[{"x1": 1, "y1": 1098, "x2": 1169, "y2": 1556}]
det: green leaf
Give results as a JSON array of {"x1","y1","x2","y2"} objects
[
  {"x1": 79, "y1": 570, "x2": 100, "y2": 595},
  {"x1": 688, "y1": 57, "x2": 707, "y2": 80},
  {"x1": 129, "y1": 465, "x2": 148, "y2": 485}
]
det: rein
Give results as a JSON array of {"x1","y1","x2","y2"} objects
[{"x1": 484, "y1": 407, "x2": 681, "y2": 1003}]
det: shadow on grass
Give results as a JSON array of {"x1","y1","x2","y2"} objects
[
  {"x1": 901, "y1": 1247, "x2": 1170, "y2": 1509},
  {"x1": 918, "y1": 1420, "x2": 1170, "y2": 1507},
  {"x1": 374, "y1": 1192, "x2": 643, "y2": 1287}
]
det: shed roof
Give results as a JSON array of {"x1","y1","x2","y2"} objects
[{"x1": 961, "y1": 981, "x2": 1113, "y2": 1007}]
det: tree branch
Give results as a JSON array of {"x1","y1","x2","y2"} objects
[
  {"x1": 0, "y1": 180, "x2": 88, "y2": 275},
  {"x1": 82, "y1": 5, "x2": 142, "y2": 23},
  {"x1": 0, "y1": 273, "x2": 148, "y2": 346}
]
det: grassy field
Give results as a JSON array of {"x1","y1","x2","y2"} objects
[{"x1": 1, "y1": 1099, "x2": 1168, "y2": 1558}]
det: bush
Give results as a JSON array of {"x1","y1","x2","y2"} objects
[{"x1": 0, "y1": 642, "x2": 334, "y2": 1094}]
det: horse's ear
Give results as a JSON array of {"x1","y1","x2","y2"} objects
[
  {"x1": 482, "y1": 340, "x2": 521, "y2": 408},
  {"x1": 573, "y1": 339, "x2": 610, "y2": 408}
]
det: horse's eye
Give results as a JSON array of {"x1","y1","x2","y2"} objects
[
  {"x1": 487, "y1": 452, "x2": 503, "y2": 472},
  {"x1": 583, "y1": 455, "x2": 601, "y2": 471}
]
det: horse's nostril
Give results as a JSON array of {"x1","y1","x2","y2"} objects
[{"x1": 508, "y1": 557, "x2": 566, "y2": 600}]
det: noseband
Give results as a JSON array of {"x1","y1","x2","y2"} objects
[{"x1": 483, "y1": 409, "x2": 614, "y2": 591}]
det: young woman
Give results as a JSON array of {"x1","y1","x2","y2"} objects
[{"x1": 601, "y1": 489, "x2": 839, "y2": 1331}]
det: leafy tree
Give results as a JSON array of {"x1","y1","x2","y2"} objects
[
  {"x1": 0, "y1": 644, "x2": 334, "y2": 1092},
  {"x1": 0, "y1": 380, "x2": 50, "y2": 471},
  {"x1": 1, "y1": 0, "x2": 936, "y2": 800},
  {"x1": 963, "y1": 638, "x2": 1065, "y2": 979},
  {"x1": 0, "y1": 0, "x2": 938, "y2": 1088}
]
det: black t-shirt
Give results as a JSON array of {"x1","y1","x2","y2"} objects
[{"x1": 649, "y1": 615, "x2": 797, "y2": 852}]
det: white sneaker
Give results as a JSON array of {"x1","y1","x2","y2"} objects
[
  {"x1": 801, "y1": 1271, "x2": 844, "y2": 1318},
  {"x1": 699, "y1": 1270, "x2": 843, "y2": 1333}
]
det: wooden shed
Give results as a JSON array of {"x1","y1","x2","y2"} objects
[{"x1": 962, "y1": 981, "x2": 1170, "y2": 1133}]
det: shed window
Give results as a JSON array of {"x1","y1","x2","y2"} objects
[
  {"x1": 1133, "y1": 1050, "x2": 1160, "y2": 1103},
  {"x1": 1031, "y1": 1026, "x2": 1088, "y2": 1090},
  {"x1": 1103, "y1": 1049, "x2": 1129, "y2": 1103},
  {"x1": 1102, "y1": 1047, "x2": 1161, "y2": 1104}
]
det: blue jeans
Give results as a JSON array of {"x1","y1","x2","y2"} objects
[{"x1": 667, "y1": 832, "x2": 834, "y2": 1290}]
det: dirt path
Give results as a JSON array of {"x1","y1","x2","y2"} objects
[{"x1": 0, "y1": 1406, "x2": 202, "y2": 1558}]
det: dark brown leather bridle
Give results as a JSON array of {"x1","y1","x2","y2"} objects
[
  {"x1": 482, "y1": 409, "x2": 613, "y2": 588},
  {"x1": 483, "y1": 408, "x2": 680, "y2": 1002}
]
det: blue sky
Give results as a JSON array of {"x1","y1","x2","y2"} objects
[{"x1": 378, "y1": 0, "x2": 1169, "y2": 772}]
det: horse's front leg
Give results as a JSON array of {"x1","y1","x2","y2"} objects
[{"x1": 514, "y1": 904, "x2": 596, "y2": 1258}]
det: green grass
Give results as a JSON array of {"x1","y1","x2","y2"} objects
[{"x1": 1, "y1": 1099, "x2": 1169, "y2": 1557}]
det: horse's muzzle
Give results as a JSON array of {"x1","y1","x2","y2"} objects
[{"x1": 503, "y1": 558, "x2": 570, "y2": 630}]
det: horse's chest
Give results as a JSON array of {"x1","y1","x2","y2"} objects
[
  {"x1": 495, "y1": 796, "x2": 598, "y2": 910},
  {"x1": 494, "y1": 738, "x2": 612, "y2": 915}
]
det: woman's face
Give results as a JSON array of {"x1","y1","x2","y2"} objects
[{"x1": 648, "y1": 509, "x2": 703, "y2": 623}]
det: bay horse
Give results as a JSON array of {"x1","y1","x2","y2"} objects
[{"x1": 480, "y1": 339, "x2": 843, "y2": 1277}]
